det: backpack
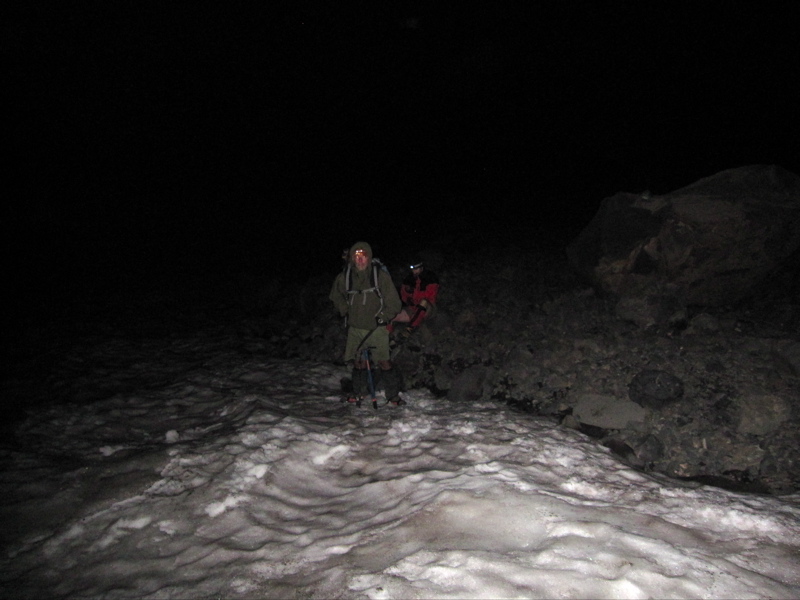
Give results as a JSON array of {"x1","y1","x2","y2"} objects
[{"x1": 343, "y1": 258, "x2": 389, "y2": 321}]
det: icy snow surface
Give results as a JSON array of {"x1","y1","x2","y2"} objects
[{"x1": 2, "y1": 330, "x2": 800, "y2": 599}]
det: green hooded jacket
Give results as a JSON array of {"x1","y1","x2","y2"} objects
[{"x1": 329, "y1": 241, "x2": 402, "y2": 330}]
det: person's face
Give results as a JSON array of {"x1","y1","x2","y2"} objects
[
  {"x1": 412, "y1": 266, "x2": 423, "y2": 277},
  {"x1": 353, "y1": 249, "x2": 370, "y2": 271}
]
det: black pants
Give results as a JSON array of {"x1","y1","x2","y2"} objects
[{"x1": 351, "y1": 364, "x2": 403, "y2": 399}]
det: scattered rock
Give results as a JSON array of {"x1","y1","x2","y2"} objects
[
  {"x1": 448, "y1": 365, "x2": 495, "y2": 403},
  {"x1": 686, "y1": 312, "x2": 720, "y2": 334},
  {"x1": 614, "y1": 288, "x2": 686, "y2": 330},
  {"x1": 736, "y1": 390, "x2": 792, "y2": 435},
  {"x1": 628, "y1": 370, "x2": 684, "y2": 409},
  {"x1": 774, "y1": 341, "x2": 800, "y2": 377},
  {"x1": 573, "y1": 393, "x2": 647, "y2": 430},
  {"x1": 634, "y1": 434, "x2": 665, "y2": 465}
]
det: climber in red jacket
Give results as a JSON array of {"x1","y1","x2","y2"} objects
[{"x1": 388, "y1": 257, "x2": 439, "y2": 338}]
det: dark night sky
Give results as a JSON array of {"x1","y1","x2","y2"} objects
[{"x1": 5, "y1": 2, "x2": 799, "y2": 301}]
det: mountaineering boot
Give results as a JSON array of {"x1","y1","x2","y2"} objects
[{"x1": 339, "y1": 376, "x2": 359, "y2": 404}]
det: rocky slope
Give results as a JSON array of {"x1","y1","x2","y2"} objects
[
  {"x1": 5, "y1": 243, "x2": 799, "y2": 495},
  {"x1": 269, "y1": 244, "x2": 800, "y2": 495}
]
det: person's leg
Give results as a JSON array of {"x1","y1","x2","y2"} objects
[
  {"x1": 344, "y1": 326, "x2": 373, "y2": 362},
  {"x1": 350, "y1": 363, "x2": 368, "y2": 398},
  {"x1": 387, "y1": 307, "x2": 413, "y2": 334},
  {"x1": 345, "y1": 328, "x2": 371, "y2": 398},
  {"x1": 392, "y1": 307, "x2": 414, "y2": 323},
  {"x1": 367, "y1": 328, "x2": 403, "y2": 403},
  {"x1": 376, "y1": 359, "x2": 404, "y2": 403}
]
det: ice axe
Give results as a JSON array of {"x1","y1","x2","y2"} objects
[{"x1": 362, "y1": 347, "x2": 378, "y2": 410}]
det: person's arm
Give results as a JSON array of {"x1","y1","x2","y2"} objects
[{"x1": 379, "y1": 270, "x2": 402, "y2": 322}]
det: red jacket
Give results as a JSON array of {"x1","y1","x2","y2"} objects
[{"x1": 400, "y1": 269, "x2": 439, "y2": 320}]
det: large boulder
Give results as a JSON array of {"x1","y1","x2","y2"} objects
[{"x1": 567, "y1": 165, "x2": 800, "y2": 307}]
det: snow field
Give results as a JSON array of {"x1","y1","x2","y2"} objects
[{"x1": 2, "y1": 347, "x2": 799, "y2": 599}]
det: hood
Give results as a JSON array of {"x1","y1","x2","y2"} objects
[{"x1": 349, "y1": 241, "x2": 373, "y2": 263}]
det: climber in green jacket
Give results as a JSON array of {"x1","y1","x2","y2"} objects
[{"x1": 329, "y1": 241, "x2": 404, "y2": 405}]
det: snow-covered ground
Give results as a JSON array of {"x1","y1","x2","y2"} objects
[{"x1": 2, "y1": 328, "x2": 799, "y2": 599}]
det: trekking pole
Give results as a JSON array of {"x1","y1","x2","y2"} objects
[{"x1": 363, "y1": 347, "x2": 378, "y2": 410}]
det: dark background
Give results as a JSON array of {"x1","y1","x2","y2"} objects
[{"x1": 5, "y1": 2, "x2": 799, "y2": 314}]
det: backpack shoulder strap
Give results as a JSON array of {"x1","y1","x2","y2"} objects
[
  {"x1": 371, "y1": 260, "x2": 383, "y2": 298},
  {"x1": 344, "y1": 263, "x2": 353, "y2": 292}
]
